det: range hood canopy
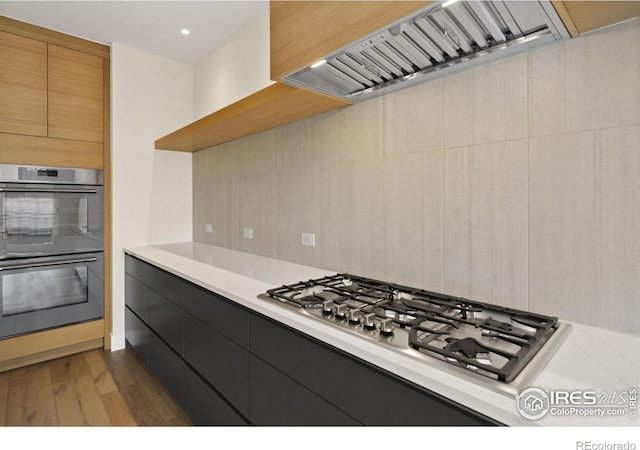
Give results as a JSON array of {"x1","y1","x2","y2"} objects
[{"x1": 283, "y1": 0, "x2": 570, "y2": 102}]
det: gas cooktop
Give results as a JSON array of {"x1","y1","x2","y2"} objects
[{"x1": 258, "y1": 273, "x2": 570, "y2": 392}]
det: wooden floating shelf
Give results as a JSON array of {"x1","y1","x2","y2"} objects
[{"x1": 155, "y1": 82, "x2": 351, "y2": 152}]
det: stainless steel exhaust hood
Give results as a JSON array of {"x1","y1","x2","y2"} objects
[{"x1": 283, "y1": 1, "x2": 570, "y2": 102}]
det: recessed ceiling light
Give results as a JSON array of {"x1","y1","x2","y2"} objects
[{"x1": 180, "y1": 28, "x2": 190, "y2": 36}]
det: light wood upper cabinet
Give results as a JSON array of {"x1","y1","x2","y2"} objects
[
  {"x1": 48, "y1": 44, "x2": 104, "y2": 143},
  {"x1": 270, "y1": 1, "x2": 431, "y2": 80},
  {"x1": 552, "y1": 1, "x2": 640, "y2": 37},
  {"x1": 0, "y1": 16, "x2": 109, "y2": 168},
  {"x1": 0, "y1": 30, "x2": 47, "y2": 136}
]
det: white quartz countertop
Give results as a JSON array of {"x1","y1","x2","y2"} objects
[{"x1": 124, "y1": 242, "x2": 640, "y2": 427}]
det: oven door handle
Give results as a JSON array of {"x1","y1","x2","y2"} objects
[
  {"x1": 0, "y1": 188, "x2": 98, "y2": 194},
  {"x1": 0, "y1": 257, "x2": 98, "y2": 271}
]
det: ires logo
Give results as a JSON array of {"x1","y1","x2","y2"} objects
[
  {"x1": 517, "y1": 387, "x2": 550, "y2": 420},
  {"x1": 550, "y1": 390, "x2": 598, "y2": 405},
  {"x1": 517, "y1": 387, "x2": 637, "y2": 420}
]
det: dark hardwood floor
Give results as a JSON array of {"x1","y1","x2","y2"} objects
[{"x1": 0, "y1": 348, "x2": 192, "y2": 426}]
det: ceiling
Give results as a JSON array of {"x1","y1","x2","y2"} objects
[{"x1": 0, "y1": 1, "x2": 269, "y2": 64}]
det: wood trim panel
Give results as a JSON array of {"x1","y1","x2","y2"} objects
[
  {"x1": 0, "y1": 15, "x2": 110, "y2": 59},
  {"x1": 270, "y1": 1, "x2": 430, "y2": 80},
  {"x1": 0, "y1": 30, "x2": 48, "y2": 136},
  {"x1": 551, "y1": 1, "x2": 580, "y2": 37},
  {"x1": 553, "y1": 1, "x2": 639, "y2": 36},
  {"x1": 0, "y1": 132, "x2": 103, "y2": 168},
  {"x1": 0, "y1": 339, "x2": 103, "y2": 373},
  {"x1": 103, "y1": 58, "x2": 112, "y2": 349},
  {"x1": 0, "y1": 320, "x2": 104, "y2": 372},
  {"x1": 155, "y1": 82, "x2": 351, "y2": 152}
]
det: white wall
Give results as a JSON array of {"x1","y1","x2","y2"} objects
[
  {"x1": 111, "y1": 43, "x2": 193, "y2": 349},
  {"x1": 193, "y1": 8, "x2": 273, "y2": 119}
]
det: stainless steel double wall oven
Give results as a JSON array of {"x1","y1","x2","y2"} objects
[{"x1": 0, "y1": 164, "x2": 104, "y2": 339}]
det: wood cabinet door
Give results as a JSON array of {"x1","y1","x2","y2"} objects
[
  {"x1": 0, "y1": 31, "x2": 47, "y2": 136},
  {"x1": 552, "y1": 1, "x2": 640, "y2": 36},
  {"x1": 48, "y1": 44, "x2": 104, "y2": 143}
]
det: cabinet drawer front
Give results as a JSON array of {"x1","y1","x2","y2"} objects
[
  {"x1": 182, "y1": 283, "x2": 248, "y2": 349},
  {"x1": 126, "y1": 255, "x2": 183, "y2": 308},
  {"x1": 125, "y1": 255, "x2": 151, "y2": 284},
  {"x1": 183, "y1": 313, "x2": 250, "y2": 418},
  {"x1": 250, "y1": 314, "x2": 495, "y2": 426},
  {"x1": 125, "y1": 274, "x2": 148, "y2": 323},
  {"x1": 146, "y1": 267, "x2": 184, "y2": 309},
  {"x1": 183, "y1": 364, "x2": 247, "y2": 426},
  {"x1": 148, "y1": 289, "x2": 183, "y2": 356},
  {"x1": 249, "y1": 355, "x2": 358, "y2": 425},
  {"x1": 125, "y1": 306, "x2": 150, "y2": 363},
  {"x1": 147, "y1": 327, "x2": 185, "y2": 404}
]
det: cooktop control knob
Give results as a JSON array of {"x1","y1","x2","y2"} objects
[
  {"x1": 322, "y1": 300, "x2": 334, "y2": 315},
  {"x1": 377, "y1": 318, "x2": 394, "y2": 335},
  {"x1": 333, "y1": 304, "x2": 349, "y2": 318},
  {"x1": 347, "y1": 309, "x2": 362, "y2": 323},
  {"x1": 362, "y1": 313, "x2": 377, "y2": 329}
]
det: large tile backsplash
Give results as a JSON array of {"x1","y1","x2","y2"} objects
[
  {"x1": 443, "y1": 53, "x2": 528, "y2": 148},
  {"x1": 443, "y1": 140, "x2": 529, "y2": 311},
  {"x1": 529, "y1": 125, "x2": 640, "y2": 334},
  {"x1": 193, "y1": 19, "x2": 640, "y2": 335},
  {"x1": 528, "y1": 19, "x2": 640, "y2": 138}
]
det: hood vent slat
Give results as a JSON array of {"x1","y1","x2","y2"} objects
[
  {"x1": 284, "y1": 0, "x2": 570, "y2": 102},
  {"x1": 404, "y1": 24, "x2": 447, "y2": 63},
  {"x1": 415, "y1": 17, "x2": 460, "y2": 58},
  {"x1": 491, "y1": 2, "x2": 523, "y2": 37},
  {"x1": 430, "y1": 9, "x2": 474, "y2": 54},
  {"x1": 467, "y1": 1, "x2": 508, "y2": 43},
  {"x1": 447, "y1": 2, "x2": 490, "y2": 48},
  {"x1": 376, "y1": 42, "x2": 415, "y2": 74},
  {"x1": 359, "y1": 50, "x2": 398, "y2": 79}
]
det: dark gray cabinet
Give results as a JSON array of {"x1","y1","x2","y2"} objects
[
  {"x1": 148, "y1": 289, "x2": 183, "y2": 356},
  {"x1": 182, "y1": 364, "x2": 247, "y2": 425},
  {"x1": 124, "y1": 253, "x2": 501, "y2": 427},
  {"x1": 125, "y1": 274, "x2": 148, "y2": 322},
  {"x1": 124, "y1": 255, "x2": 248, "y2": 425},
  {"x1": 182, "y1": 282, "x2": 249, "y2": 349},
  {"x1": 250, "y1": 314, "x2": 499, "y2": 426},
  {"x1": 250, "y1": 354, "x2": 359, "y2": 425},
  {"x1": 183, "y1": 313, "x2": 250, "y2": 417},
  {"x1": 124, "y1": 305, "x2": 150, "y2": 362},
  {"x1": 146, "y1": 322, "x2": 184, "y2": 402}
]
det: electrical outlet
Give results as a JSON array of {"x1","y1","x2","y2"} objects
[
  {"x1": 243, "y1": 228, "x2": 253, "y2": 239},
  {"x1": 205, "y1": 224, "x2": 213, "y2": 233},
  {"x1": 301, "y1": 232, "x2": 316, "y2": 247}
]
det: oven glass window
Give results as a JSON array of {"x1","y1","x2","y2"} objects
[
  {"x1": 2, "y1": 197, "x2": 89, "y2": 238},
  {"x1": 1, "y1": 265, "x2": 88, "y2": 316}
]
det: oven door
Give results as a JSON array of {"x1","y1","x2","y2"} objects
[
  {"x1": 0, "y1": 183, "x2": 103, "y2": 259},
  {"x1": 0, "y1": 252, "x2": 104, "y2": 339}
]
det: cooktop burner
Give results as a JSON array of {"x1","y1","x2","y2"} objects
[{"x1": 259, "y1": 273, "x2": 569, "y2": 385}]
